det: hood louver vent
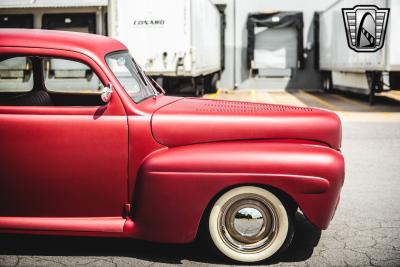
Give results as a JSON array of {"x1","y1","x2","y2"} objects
[{"x1": 194, "y1": 100, "x2": 313, "y2": 113}]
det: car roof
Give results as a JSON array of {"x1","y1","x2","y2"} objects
[{"x1": 0, "y1": 29, "x2": 127, "y2": 58}]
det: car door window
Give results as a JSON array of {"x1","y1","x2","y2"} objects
[
  {"x1": 43, "y1": 58, "x2": 102, "y2": 93},
  {"x1": 106, "y1": 51, "x2": 156, "y2": 103},
  {"x1": 0, "y1": 55, "x2": 105, "y2": 107},
  {"x1": 0, "y1": 56, "x2": 33, "y2": 92}
]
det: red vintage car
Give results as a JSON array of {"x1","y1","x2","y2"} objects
[{"x1": 0, "y1": 29, "x2": 344, "y2": 263}]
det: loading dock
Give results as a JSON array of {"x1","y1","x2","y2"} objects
[{"x1": 247, "y1": 12, "x2": 303, "y2": 79}]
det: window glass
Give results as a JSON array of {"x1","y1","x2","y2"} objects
[
  {"x1": 43, "y1": 58, "x2": 103, "y2": 93},
  {"x1": 0, "y1": 57, "x2": 33, "y2": 92},
  {"x1": 106, "y1": 51, "x2": 155, "y2": 103}
]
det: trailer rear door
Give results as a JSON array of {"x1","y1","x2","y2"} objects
[{"x1": 112, "y1": 0, "x2": 191, "y2": 76}]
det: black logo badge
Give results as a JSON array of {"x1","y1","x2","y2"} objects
[{"x1": 342, "y1": 5, "x2": 390, "y2": 52}]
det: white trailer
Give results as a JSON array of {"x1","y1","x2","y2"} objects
[
  {"x1": 108, "y1": 0, "x2": 222, "y2": 95},
  {"x1": 318, "y1": 0, "x2": 400, "y2": 104}
]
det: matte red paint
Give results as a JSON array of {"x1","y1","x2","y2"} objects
[
  {"x1": 0, "y1": 217, "x2": 125, "y2": 232},
  {"x1": 133, "y1": 141, "x2": 344, "y2": 243},
  {"x1": 151, "y1": 98, "x2": 342, "y2": 149},
  {"x1": 0, "y1": 114, "x2": 128, "y2": 217},
  {"x1": 0, "y1": 29, "x2": 345, "y2": 243}
]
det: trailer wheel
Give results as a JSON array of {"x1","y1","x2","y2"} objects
[
  {"x1": 193, "y1": 77, "x2": 204, "y2": 97},
  {"x1": 369, "y1": 89, "x2": 375, "y2": 105},
  {"x1": 205, "y1": 73, "x2": 219, "y2": 94},
  {"x1": 367, "y1": 71, "x2": 382, "y2": 106}
]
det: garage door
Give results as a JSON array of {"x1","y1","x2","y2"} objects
[
  {"x1": 253, "y1": 27, "x2": 297, "y2": 71},
  {"x1": 0, "y1": 14, "x2": 33, "y2": 28},
  {"x1": 42, "y1": 13, "x2": 96, "y2": 33}
]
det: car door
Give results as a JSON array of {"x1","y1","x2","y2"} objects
[{"x1": 0, "y1": 49, "x2": 128, "y2": 232}]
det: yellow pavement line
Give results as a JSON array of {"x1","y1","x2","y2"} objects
[
  {"x1": 205, "y1": 89, "x2": 221, "y2": 99},
  {"x1": 272, "y1": 92, "x2": 307, "y2": 107},
  {"x1": 330, "y1": 93, "x2": 367, "y2": 107},
  {"x1": 380, "y1": 91, "x2": 400, "y2": 102},
  {"x1": 251, "y1": 89, "x2": 256, "y2": 102},
  {"x1": 206, "y1": 93, "x2": 217, "y2": 99},
  {"x1": 337, "y1": 111, "x2": 400, "y2": 122},
  {"x1": 380, "y1": 112, "x2": 394, "y2": 118},
  {"x1": 299, "y1": 90, "x2": 338, "y2": 110}
]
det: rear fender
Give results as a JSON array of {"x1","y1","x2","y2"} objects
[{"x1": 132, "y1": 140, "x2": 344, "y2": 243}]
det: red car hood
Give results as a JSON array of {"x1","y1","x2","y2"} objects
[{"x1": 151, "y1": 98, "x2": 342, "y2": 149}]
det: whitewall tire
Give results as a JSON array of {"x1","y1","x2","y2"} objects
[{"x1": 208, "y1": 186, "x2": 291, "y2": 263}]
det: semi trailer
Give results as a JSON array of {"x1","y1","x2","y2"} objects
[
  {"x1": 109, "y1": 0, "x2": 223, "y2": 95},
  {"x1": 316, "y1": 0, "x2": 400, "y2": 104}
]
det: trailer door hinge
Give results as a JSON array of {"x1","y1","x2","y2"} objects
[{"x1": 123, "y1": 203, "x2": 132, "y2": 218}]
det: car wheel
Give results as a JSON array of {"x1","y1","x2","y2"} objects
[{"x1": 208, "y1": 186, "x2": 293, "y2": 263}]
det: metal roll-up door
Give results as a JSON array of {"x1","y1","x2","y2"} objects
[
  {"x1": 247, "y1": 12, "x2": 303, "y2": 77},
  {"x1": 253, "y1": 27, "x2": 297, "y2": 71},
  {"x1": 42, "y1": 13, "x2": 96, "y2": 33},
  {"x1": 0, "y1": 14, "x2": 34, "y2": 28}
]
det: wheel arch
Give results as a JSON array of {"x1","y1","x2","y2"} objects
[
  {"x1": 196, "y1": 182, "x2": 298, "y2": 240},
  {"x1": 130, "y1": 141, "x2": 344, "y2": 243}
]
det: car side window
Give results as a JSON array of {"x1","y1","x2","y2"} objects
[
  {"x1": 43, "y1": 57, "x2": 102, "y2": 93},
  {"x1": 0, "y1": 57, "x2": 33, "y2": 92},
  {"x1": 0, "y1": 56, "x2": 105, "y2": 107}
]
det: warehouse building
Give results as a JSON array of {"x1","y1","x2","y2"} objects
[{"x1": 1, "y1": 0, "x2": 397, "y2": 96}]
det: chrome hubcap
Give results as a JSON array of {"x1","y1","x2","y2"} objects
[
  {"x1": 218, "y1": 194, "x2": 279, "y2": 253},
  {"x1": 234, "y1": 207, "x2": 264, "y2": 238}
]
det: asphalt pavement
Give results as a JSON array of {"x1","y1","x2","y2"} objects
[{"x1": 1, "y1": 89, "x2": 400, "y2": 266}]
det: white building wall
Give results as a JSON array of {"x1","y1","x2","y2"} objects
[{"x1": 210, "y1": 0, "x2": 235, "y2": 89}]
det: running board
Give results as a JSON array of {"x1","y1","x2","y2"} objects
[{"x1": 0, "y1": 217, "x2": 126, "y2": 233}]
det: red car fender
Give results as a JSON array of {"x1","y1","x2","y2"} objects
[{"x1": 131, "y1": 141, "x2": 345, "y2": 243}]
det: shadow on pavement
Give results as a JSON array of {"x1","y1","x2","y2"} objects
[
  {"x1": 274, "y1": 212, "x2": 322, "y2": 263},
  {"x1": 293, "y1": 89, "x2": 400, "y2": 112},
  {"x1": 0, "y1": 212, "x2": 321, "y2": 265}
]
